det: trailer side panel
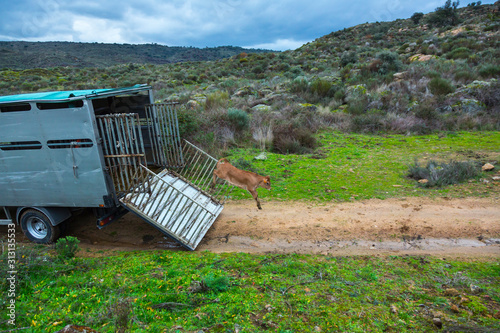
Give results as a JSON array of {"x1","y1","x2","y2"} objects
[{"x1": 0, "y1": 100, "x2": 111, "y2": 207}]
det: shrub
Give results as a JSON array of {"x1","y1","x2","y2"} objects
[
  {"x1": 203, "y1": 273, "x2": 230, "y2": 293},
  {"x1": 205, "y1": 91, "x2": 229, "y2": 111},
  {"x1": 289, "y1": 76, "x2": 309, "y2": 93},
  {"x1": 227, "y1": 108, "x2": 249, "y2": 132},
  {"x1": 340, "y1": 51, "x2": 358, "y2": 67},
  {"x1": 428, "y1": 77, "x2": 455, "y2": 95},
  {"x1": 446, "y1": 47, "x2": 472, "y2": 59},
  {"x1": 272, "y1": 124, "x2": 317, "y2": 155},
  {"x1": 478, "y1": 64, "x2": 500, "y2": 79},
  {"x1": 426, "y1": 0, "x2": 460, "y2": 27},
  {"x1": 411, "y1": 12, "x2": 425, "y2": 24},
  {"x1": 177, "y1": 107, "x2": 200, "y2": 137},
  {"x1": 55, "y1": 236, "x2": 80, "y2": 260},
  {"x1": 310, "y1": 79, "x2": 336, "y2": 98},
  {"x1": 376, "y1": 51, "x2": 401, "y2": 74},
  {"x1": 454, "y1": 70, "x2": 477, "y2": 82},
  {"x1": 350, "y1": 113, "x2": 384, "y2": 133},
  {"x1": 407, "y1": 159, "x2": 481, "y2": 187}
]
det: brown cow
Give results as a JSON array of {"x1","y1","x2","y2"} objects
[{"x1": 212, "y1": 158, "x2": 271, "y2": 209}]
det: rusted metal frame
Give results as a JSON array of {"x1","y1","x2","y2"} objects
[
  {"x1": 175, "y1": 206, "x2": 207, "y2": 241},
  {"x1": 158, "y1": 104, "x2": 175, "y2": 167},
  {"x1": 146, "y1": 105, "x2": 164, "y2": 166},
  {"x1": 166, "y1": 104, "x2": 184, "y2": 167},
  {"x1": 176, "y1": 144, "x2": 197, "y2": 179},
  {"x1": 170, "y1": 200, "x2": 196, "y2": 234},
  {"x1": 162, "y1": 188, "x2": 187, "y2": 229},
  {"x1": 189, "y1": 210, "x2": 213, "y2": 242},
  {"x1": 189, "y1": 149, "x2": 213, "y2": 190},
  {"x1": 133, "y1": 173, "x2": 155, "y2": 210},
  {"x1": 185, "y1": 147, "x2": 205, "y2": 184},
  {"x1": 118, "y1": 115, "x2": 136, "y2": 192},
  {"x1": 198, "y1": 158, "x2": 218, "y2": 191},
  {"x1": 140, "y1": 173, "x2": 169, "y2": 215},
  {"x1": 138, "y1": 166, "x2": 180, "y2": 218},
  {"x1": 162, "y1": 104, "x2": 183, "y2": 167},
  {"x1": 149, "y1": 184, "x2": 179, "y2": 221},
  {"x1": 104, "y1": 117, "x2": 127, "y2": 192},
  {"x1": 109, "y1": 116, "x2": 128, "y2": 192},
  {"x1": 96, "y1": 117, "x2": 116, "y2": 187},
  {"x1": 127, "y1": 114, "x2": 147, "y2": 188},
  {"x1": 177, "y1": 192, "x2": 210, "y2": 234}
]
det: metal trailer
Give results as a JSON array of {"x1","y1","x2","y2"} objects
[{"x1": 0, "y1": 84, "x2": 231, "y2": 250}]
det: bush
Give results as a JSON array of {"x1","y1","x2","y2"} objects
[
  {"x1": 309, "y1": 79, "x2": 337, "y2": 98},
  {"x1": 376, "y1": 51, "x2": 401, "y2": 74},
  {"x1": 205, "y1": 91, "x2": 229, "y2": 111},
  {"x1": 55, "y1": 236, "x2": 80, "y2": 260},
  {"x1": 478, "y1": 65, "x2": 500, "y2": 79},
  {"x1": 411, "y1": 12, "x2": 425, "y2": 24},
  {"x1": 407, "y1": 159, "x2": 481, "y2": 187},
  {"x1": 426, "y1": 0, "x2": 460, "y2": 27},
  {"x1": 428, "y1": 77, "x2": 455, "y2": 95},
  {"x1": 227, "y1": 108, "x2": 249, "y2": 132},
  {"x1": 272, "y1": 125, "x2": 317, "y2": 155},
  {"x1": 446, "y1": 47, "x2": 472, "y2": 59},
  {"x1": 203, "y1": 273, "x2": 230, "y2": 293},
  {"x1": 340, "y1": 51, "x2": 358, "y2": 67}
]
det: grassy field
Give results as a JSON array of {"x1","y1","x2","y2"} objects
[
  {"x1": 225, "y1": 131, "x2": 500, "y2": 202},
  {"x1": 1, "y1": 131, "x2": 499, "y2": 333},
  {"x1": 1, "y1": 248, "x2": 499, "y2": 332}
]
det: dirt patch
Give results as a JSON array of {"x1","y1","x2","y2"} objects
[{"x1": 5, "y1": 197, "x2": 500, "y2": 258}]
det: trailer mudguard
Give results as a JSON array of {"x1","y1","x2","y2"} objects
[{"x1": 16, "y1": 207, "x2": 72, "y2": 226}]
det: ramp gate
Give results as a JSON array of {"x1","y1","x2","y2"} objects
[{"x1": 96, "y1": 104, "x2": 230, "y2": 250}]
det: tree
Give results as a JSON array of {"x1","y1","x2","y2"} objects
[
  {"x1": 426, "y1": 0, "x2": 461, "y2": 27},
  {"x1": 411, "y1": 12, "x2": 424, "y2": 24}
]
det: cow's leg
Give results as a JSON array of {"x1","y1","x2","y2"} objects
[
  {"x1": 248, "y1": 189, "x2": 262, "y2": 210},
  {"x1": 212, "y1": 172, "x2": 217, "y2": 187}
]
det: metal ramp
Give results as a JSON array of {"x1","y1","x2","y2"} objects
[
  {"x1": 96, "y1": 105, "x2": 231, "y2": 250},
  {"x1": 120, "y1": 166, "x2": 224, "y2": 250}
]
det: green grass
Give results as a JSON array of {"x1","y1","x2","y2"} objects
[
  {"x1": 1, "y1": 131, "x2": 499, "y2": 332},
  {"x1": 223, "y1": 131, "x2": 500, "y2": 203},
  {"x1": 1, "y1": 249, "x2": 499, "y2": 332}
]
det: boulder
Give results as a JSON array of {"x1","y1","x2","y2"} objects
[
  {"x1": 409, "y1": 54, "x2": 438, "y2": 62},
  {"x1": 186, "y1": 100, "x2": 200, "y2": 110},
  {"x1": 452, "y1": 99, "x2": 486, "y2": 114},
  {"x1": 482, "y1": 163, "x2": 495, "y2": 171},
  {"x1": 252, "y1": 104, "x2": 271, "y2": 112}
]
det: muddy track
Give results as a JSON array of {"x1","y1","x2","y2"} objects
[{"x1": 7, "y1": 197, "x2": 500, "y2": 259}]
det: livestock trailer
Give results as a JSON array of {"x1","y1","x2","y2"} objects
[{"x1": 0, "y1": 84, "x2": 230, "y2": 250}]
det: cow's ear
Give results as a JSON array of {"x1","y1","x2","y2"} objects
[{"x1": 265, "y1": 176, "x2": 270, "y2": 180}]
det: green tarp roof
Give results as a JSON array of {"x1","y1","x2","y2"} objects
[{"x1": 0, "y1": 84, "x2": 150, "y2": 104}]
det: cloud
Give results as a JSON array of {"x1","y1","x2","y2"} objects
[
  {"x1": 72, "y1": 16, "x2": 127, "y2": 43},
  {"x1": 0, "y1": 0, "x2": 498, "y2": 49},
  {"x1": 245, "y1": 38, "x2": 310, "y2": 51}
]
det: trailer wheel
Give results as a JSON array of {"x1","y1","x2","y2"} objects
[{"x1": 20, "y1": 209, "x2": 60, "y2": 244}]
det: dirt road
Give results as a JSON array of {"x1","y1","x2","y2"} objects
[{"x1": 34, "y1": 196, "x2": 498, "y2": 259}]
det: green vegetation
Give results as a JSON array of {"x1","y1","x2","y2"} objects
[
  {"x1": 1, "y1": 3, "x2": 499, "y2": 157},
  {"x1": 1, "y1": 248, "x2": 499, "y2": 332},
  {"x1": 0, "y1": 4, "x2": 499, "y2": 332},
  {"x1": 408, "y1": 159, "x2": 481, "y2": 187},
  {"x1": 222, "y1": 131, "x2": 500, "y2": 202}
]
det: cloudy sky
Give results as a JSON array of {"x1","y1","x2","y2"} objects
[{"x1": 0, "y1": 0, "x2": 496, "y2": 51}]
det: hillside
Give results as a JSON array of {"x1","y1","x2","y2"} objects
[
  {"x1": 0, "y1": 1, "x2": 498, "y2": 157},
  {"x1": 0, "y1": 41, "x2": 272, "y2": 69}
]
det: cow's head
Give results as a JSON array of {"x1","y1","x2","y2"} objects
[{"x1": 262, "y1": 176, "x2": 271, "y2": 190}]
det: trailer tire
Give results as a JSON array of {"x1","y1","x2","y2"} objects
[{"x1": 20, "y1": 209, "x2": 60, "y2": 244}]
